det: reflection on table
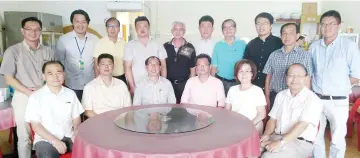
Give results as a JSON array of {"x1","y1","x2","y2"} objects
[{"x1": 114, "y1": 107, "x2": 215, "y2": 134}]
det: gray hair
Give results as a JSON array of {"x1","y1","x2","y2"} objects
[{"x1": 171, "y1": 21, "x2": 186, "y2": 31}]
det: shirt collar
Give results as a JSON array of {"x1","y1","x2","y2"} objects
[
  {"x1": 320, "y1": 35, "x2": 340, "y2": 47},
  {"x1": 71, "y1": 30, "x2": 90, "y2": 39},
  {"x1": 96, "y1": 76, "x2": 115, "y2": 87},
  {"x1": 22, "y1": 40, "x2": 41, "y2": 51},
  {"x1": 168, "y1": 38, "x2": 188, "y2": 45},
  {"x1": 221, "y1": 37, "x2": 237, "y2": 44},
  {"x1": 147, "y1": 76, "x2": 161, "y2": 84},
  {"x1": 256, "y1": 33, "x2": 274, "y2": 42},
  {"x1": 43, "y1": 84, "x2": 65, "y2": 96},
  {"x1": 286, "y1": 87, "x2": 308, "y2": 98},
  {"x1": 105, "y1": 35, "x2": 122, "y2": 43},
  {"x1": 280, "y1": 45, "x2": 300, "y2": 54}
]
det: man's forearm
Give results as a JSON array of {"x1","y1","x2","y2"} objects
[
  {"x1": 211, "y1": 67, "x2": 217, "y2": 76},
  {"x1": 4, "y1": 75, "x2": 32, "y2": 95},
  {"x1": 84, "y1": 110, "x2": 97, "y2": 118},
  {"x1": 31, "y1": 122, "x2": 60, "y2": 143},
  {"x1": 160, "y1": 59, "x2": 167, "y2": 78},
  {"x1": 72, "y1": 117, "x2": 81, "y2": 131},
  {"x1": 265, "y1": 74, "x2": 271, "y2": 97},
  {"x1": 263, "y1": 118, "x2": 276, "y2": 135},
  {"x1": 125, "y1": 68, "x2": 135, "y2": 90},
  {"x1": 94, "y1": 58, "x2": 99, "y2": 77},
  {"x1": 190, "y1": 68, "x2": 195, "y2": 77},
  {"x1": 282, "y1": 121, "x2": 309, "y2": 142}
]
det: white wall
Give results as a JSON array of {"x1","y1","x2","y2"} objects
[
  {"x1": 146, "y1": 1, "x2": 303, "y2": 43},
  {"x1": 0, "y1": 1, "x2": 111, "y2": 36}
]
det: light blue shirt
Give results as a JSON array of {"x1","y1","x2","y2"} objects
[
  {"x1": 211, "y1": 39, "x2": 247, "y2": 80},
  {"x1": 310, "y1": 36, "x2": 360, "y2": 96}
]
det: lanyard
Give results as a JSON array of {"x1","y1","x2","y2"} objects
[{"x1": 74, "y1": 37, "x2": 88, "y2": 58}]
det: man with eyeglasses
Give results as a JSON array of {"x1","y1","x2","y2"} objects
[
  {"x1": 263, "y1": 23, "x2": 312, "y2": 111},
  {"x1": 260, "y1": 63, "x2": 323, "y2": 158},
  {"x1": 93, "y1": 17, "x2": 127, "y2": 84},
  {"x1": 311, "y1": 10, "x2": 360, "y2": 158},
  {"x1": 0, "y1": 17, "x2": 56, "y2": 158},
  {"x1": 181, "y1": 54, "x2": 225, "y2": 107},
  {"x1": 163, "y1": 21, "x2": 196, "y2": 103},
  {"x1": 55, "y1": 9, "x2": 99, "y2": 101}
]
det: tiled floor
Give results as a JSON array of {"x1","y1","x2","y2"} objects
[{"x1": 0, "y1": 128, "x2": 360, "y2": 157}]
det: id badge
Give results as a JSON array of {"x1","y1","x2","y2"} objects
[{"x1": 79, "y1": 60, "x2": 85, "y2": 70}]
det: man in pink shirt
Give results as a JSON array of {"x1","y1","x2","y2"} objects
[{"x1": 181, "y1": 54, "x2": 225, "y2": 107}]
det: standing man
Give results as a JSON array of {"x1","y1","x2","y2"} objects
[
  {"x1": 124, "y1": 16, "x2": 167, "y2": 96},
  {"x1": 0, "y1": 17, "x2": 56, "y2": 158},
  {"x1": 211, "y1": 19, "x2": 247, "y2": 95},
  {"x1": 263, "y1": 23, "x2": 312, "y2": 111},
  {"x1": 194, "y1": 15, "x2": 216, "y2": 57},
  {"x1": 94, "y1": 17, "x2": 127, "y2": 84},
  {"x1": 56, "y1": 9, "x2": 99, "y2": 101},
  {"x1": 164, "y1": 21, "x2": 196, "y2": 103},
  {"x1": 312, "y1": 10, "x2": 360, "y2": 158},
  {"x1": 244, "y1": 12, "x2": 282, "y2": 92},
  {"x1": 25, "y1": 61, "x2": 84, "y2": 158}
]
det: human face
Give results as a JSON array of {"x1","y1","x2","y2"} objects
[
  {"x1": 199, "y1": 21, "x2": 213, "y2": 39},
  {"x1": 237, "y1": 63, "x2": 253, "y2": 84},
  {"x1": 72, "y1": 14, "x2": 88, "y2": 35},
  {"x1": 146, "y1": 58, "x2": 161, "y2": 77},
  {"x1": 222, "y1": 21, "x2": 236, "y2": 38},
  {"x1": 255, "y1": 17, "x2": 272, "y2": 37},
  {"x1": 43, "y1": 64, "x2": 65, "y2": 87},
  {"x1": 286, "y1": 65, "x2": 308, "y2": 91},
  {"x1": 98, "y1": 58, "x2": 114, "y2": 76},
  {"x1": 195, "y1": 58, "x2": 210, "y2": 76},
  {"x1": 135, "y1": 21, "x2": 150, "y2": 38},
  {"x1": 106, "y1": 20, "x2": 120, "y2": 39},
  {"x1": 281, "y1": 25, "x2": 299, "y2": 46},
  {"x1": 21, "y1": 21, "x2": 41, "y2": 43},
  {"x1": 320, "y1": 16, "x2": 341, "y2": 39},
  {"x1": 172, "y1": 23, "x2": 185, "y2": 39}
]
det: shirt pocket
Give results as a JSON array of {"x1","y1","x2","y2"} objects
[
  {"x1": 291, "y1": 105, "x2": 304, "y2": 122},
  {"x1": 54, "y1": 101, "x2": 73, "y2": 126}
]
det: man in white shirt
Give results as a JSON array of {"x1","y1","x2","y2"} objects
[
  {"x1": 82, "y1": 53, "x2": 131, "y2": 118},
  {"x1": 25, "y1": 61, "x2": 84, "y2": 158},
  {"x1": 55, "y1": 9, "x2": 99, "y2": 101},
  {"x1": 133, "y1": 56, "x2": 176, "y2": 105},
  {"x1": 260, "y1": 63, "x2": 323, "y2": 158},
  {"x1": 193, "y1": 15, "x2": 216, "y2": 57}
]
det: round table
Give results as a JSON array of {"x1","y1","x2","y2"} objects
[
  {"x1": 72, "y1": 104, "x2": 260, "y2": 158},
  {"x1": 0, "y1": 99, "x2": 15, "y2": 158}
]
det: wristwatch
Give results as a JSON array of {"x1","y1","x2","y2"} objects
[{"x1": 280, "y1": 137, "x2": 287, "y2": 147}]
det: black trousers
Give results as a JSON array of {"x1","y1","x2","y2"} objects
[
  {"x1": 170, "y1": 79, "x2": 187, "y2": 104},
  {"x1": 269, "y1": 91, "x2": 278, "y2": 111},
  {"x1": 34, "y1": 137, "x2": 72, "y2": 158}
]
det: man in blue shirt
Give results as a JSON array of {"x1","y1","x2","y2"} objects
[
  {"x1": 211, "y1": 19, "x2": 246, "y2": 95},
  {"x1": 311, "y1": 10, "x2": 360, "y2": 158}
]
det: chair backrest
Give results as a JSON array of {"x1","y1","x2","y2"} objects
[{"x1": 350, "y1": 85, "x2": 360, "y2": 103}]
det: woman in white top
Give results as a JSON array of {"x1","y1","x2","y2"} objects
[{"x1": 225, "y1": 59, "x2": 266, "y2": 134}]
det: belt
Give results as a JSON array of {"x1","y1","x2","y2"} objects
[
  {"x1": 297, "y1": 137, "x2": 313, "y2": 144},
  {"x1": 215, "y1": 74, "x2": 236, "y2": 82},
  {"x1": 315, "y1": 93, "x2": 347, "y2": 100},
  {"x1": 169, "y1": 78, "x2": 188, "y2": 84}
]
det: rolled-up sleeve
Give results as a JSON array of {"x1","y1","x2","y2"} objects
[
  {"x1": 262, "y1": 53, "x2": 274, "y2": 75},
  {"x1": 0, "y1": 48, "x2": 16, "y2": 76}
]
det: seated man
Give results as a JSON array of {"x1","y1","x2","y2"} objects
[
  {"x1": 82, "y1": 53, "x2": 131, "y2": 118},
  {"x1": 260, "y1": 63, "x2": 323, "y2": 158},
  {"x1": 25, "y1": 61, "x2": 84, "y2": 158},
  {"x1": 133, "y1": 56, "x2": 176, "y2": 105},
  {"x1": 181, "y1": 54, "x2": 225, "y2": 107}
]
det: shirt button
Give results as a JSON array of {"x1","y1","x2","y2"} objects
[
  {"x1": 261, "y1": 49, "x2": 264, "y2": 51},
  {"x1": 260, "y1": 56, "x2": 263, "y2": 59}
]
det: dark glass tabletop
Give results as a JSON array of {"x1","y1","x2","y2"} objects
[{"x1": 114, "y1": 107, "x2": 215, "y2": 134}]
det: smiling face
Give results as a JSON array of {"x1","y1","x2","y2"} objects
[
  {"x1": 43, "y1": 63, "x2": 65, "y2": 87},
  {"x1": 98, "y1": 58, "x2": 114, "y2": 76},
  {"x1": 222, "y1": 20, "x2": 236, "y2": 39},
  {"x1": 255, "y1": 17, "x2": 272, "y2": 37},
  {"x1": 106, "y1": 19, "x2": 120, "y2": 39},
  {"x1": 172, "y1": 23, "x2": 186, "y2": 39},
  {"x1": 146, "y1": 58, "x2": 161, "y2": 77},
  {"x1": 281, "y1": 24, "x2": 299, "y2": 46},
  {"x1": 286, "y1": 64, "x2": 308, "y2": 92},
  {"x1": 72, "y1": 14, "x2": 88, "y2": 35},
  {"x1": 195, "y1": 58, "x2": 211, "y2": 76},
  {"x1": 21, "y1": 21, "x2": 41, "y2": 43},
  {"x1": 320, "y1": 16, "x2": 341, "y2": 40},
  {"x1": 236, "y1": 63, "x2": 253, "y2": 84},
  {"x1": 135, "y1": 21, "x2": 150, "y2": 38}
]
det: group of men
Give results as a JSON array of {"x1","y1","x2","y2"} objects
[{"x1": 0, "y1": 7, "x2": 359, "y2": 158}]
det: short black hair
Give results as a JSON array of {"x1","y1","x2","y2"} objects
[
  {"x1": 320, "y1": 10, "x2": 341, "y2": 24},
  {"x1": 135, "y1": 16, "x2": 150, "y2": 27},
  {"x1": 105, "y1": 17, "x2": 120, "y2": 27},
  {"x1": 255, "y1": 12, "x2": 274, "y2": 25},
  {"x1": 280, "y1": 23, "x2": 300, "y2": 35},
  {"x1": 286, "y1": 63, "x2": 308, "y2": 76},
  {"x1": 145, "y1": 56, "x2": 161, "y2": 66},
  {"x1": 222, "y1": 19, "x2": 236, "y2": 30},
  {"x1": 199, "y1": 15, "x2": 214, "y2": 26},
  {"x1": 70, "y1": 9, "x2": 91, "y2": 24},
  {"x1": 42, "y1": 61, "x2": 65, "y2": 73},
  {"x1": 21, "y1": 17, "x2": 42, "y2": 29},
  {"x1": 195, "y1": 54, "x2": 211, "y2": 64},
  {"x1": 97, "y1": 53, "x2": 114, "y2": 64}
]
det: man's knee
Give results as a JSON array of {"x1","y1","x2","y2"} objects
[{"x1": 35, "y1": 141, "x2": 59, "y2": 158}]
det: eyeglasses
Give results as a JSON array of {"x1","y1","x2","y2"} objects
[
  {"x1": 238, "y1": 70, "x2": 252, "y2": 74},
  {"x1": 107, "y1": 24, "x2": 120, "y2": 29},
  {"x1": 255, "y1": 22, "x2": 270, "y2": 26},
  {"x1": 23, "y1": 28, "x2": 42, "y2": 33},
  {"x1": 320, "y1": 22, "x2": 339, "y2": 28}
]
